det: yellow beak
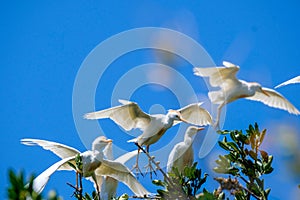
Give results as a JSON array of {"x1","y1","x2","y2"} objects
[
  {"x1": 179, "y1": 116, "x2": 189, "y2": 124},
  {"x1": 196, "y1": 127, "x2": 205, "y2": 131},
  {"x1": 105, "y1": 139, "x2": 113, "y2": 143}
]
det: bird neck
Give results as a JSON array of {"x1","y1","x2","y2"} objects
[
  {"x1": 248, "y1": 82, "x2": 261, "y2": 94},
  {"x1": 163, "y1": 115, "x2": 176, "y2": 127},
  {"x1": 184, "y1": 135, "x2": 194, "y2": 146},
  {"x1": 92, "y1": 149, "x2": 104, "y2": 160}
]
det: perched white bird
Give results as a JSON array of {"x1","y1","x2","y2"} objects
[
  {"x1": 167, "y1": 126, "x2": 204, "y2": 173},
  {"x1": 84, "y1": 99, "x2": 212, "y2": 171},
  {"x1": 275, "y1": 75, "x2": 300, "y2": 88},
  {"x1": 21, "y1": 136, "x2": 149, "y2": 197},
  {"x1": 194, "y1": 61, "x2": 300, "y2": 128}
]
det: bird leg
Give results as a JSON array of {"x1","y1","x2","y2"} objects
[
  {"x1": 214, "y1": 104, "x2": 224, "y2": 130},
  {"x1": 92, "y1": 174, "x2": 101, "y2": 199},
  {"x1": 131, "y1": 147, "x2": 143, "y2": 177},
  {"x1": 143, "y1": 146, "x2": 157, "y2": 179},
  {"x1": 75, "y1": 171, "x2": 79, "y2": 190}
]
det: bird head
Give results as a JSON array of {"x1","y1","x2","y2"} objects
[
  {"x1": 167, "y1": 110, "x2": 188, "y2": 123},
  {"x1": 92, "y1": 136, "x2": 113, "y2": 151},
  {"x1": 186, "y1": 126, "x2": 205, "y2": 137},
  {"x1": 250, "y1": 83, "x2": 270, "y2": 97}
]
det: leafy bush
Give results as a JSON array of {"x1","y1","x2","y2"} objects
[{"x1": 7, "y1": 124, "x2": 276, "y2": 200}]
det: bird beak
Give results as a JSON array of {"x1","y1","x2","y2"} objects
[
  {"x1": 196, "y1": 127, "x2": 205, "y2": 131},
  {"x1": 105, "y1": 139, "x2": 113, "y2": 143},
  {"x1": 179, "y1": 117, "x2": 189, "y2": 124},
  {"x1": 261, "y1": 89, "x2": 270, "y2": 97}
]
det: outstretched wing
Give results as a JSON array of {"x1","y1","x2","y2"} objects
[
  {"x1": 246, "y1": 87, "x2": 300, "y2": 115},
  {"x1": 96, "y1": 159, "x2": 149, "y2": 197},
  {"x1": 21, "y1": 138, "x2": 80, "y2": 171},
  {"x1": 175, "y1": 102, "x2": 212, "y2": 126},
  {"x1": 32, "y1": 157, "x2": 74, "y2": 194},
  {"x1": 84, "y1": 99, "x2": 151, "y2": 131},
  {"x1": 193, "y1": 61, "x2": 240, "y2": 88},
  {"x1": 21, "y1": 138, "x2": 80, "y2": 159},
  {"x1": 275, "y1": 75, "x2": 300, "y2": 88},
  {"x1": 114, "y1": 150, "x2": 139, "y2": 164}
]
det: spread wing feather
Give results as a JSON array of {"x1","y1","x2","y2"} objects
[
  {"x1": 193, "y1": 61, "x2": 240, "y2": 88},
  {"x1": 84, "y1": 100, "x2": 151, "y2": 131},
  {"x1": 96, "y1": 159, "x2": 149, "y2": 197},
  {"x1": 275, "y1": 75, "x2": 300, "y2": 88},
  {"x1": 21, "y1": 138, "x2": 80, "y2": 170},
  {"x1": 175, "y1": 103, "x2": 212, "y2": 126},
  {"x1": 246, "y1": 87, "x2": 300, "y2": 115}
]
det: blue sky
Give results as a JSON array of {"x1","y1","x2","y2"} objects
[{"x1": 1, "y1": 1, "x2": 300, "y2": 199}]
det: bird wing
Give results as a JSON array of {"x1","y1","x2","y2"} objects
[
  {"x1": 21, "y1": 138, "x2": 80, "y2": 159},
  {"x1": 193, "y1": 61, "x2": 240, "y2": 88},
  {"x1": 101, "y1": 176, "x2": 118, "y2": 199},
  {"x1": 275, "y1": 75, "x2": 300, "y2": 88},
  {"x1": 21, "y1": 138, "x2": 80, "y2": 171},
  {"x1": 174, "y1": 102, "x2": 212, "y2": 126},
  {"x1": 84, "y1": 100, "x2": 151, "y2": 131},
  {"x1": 32, "y1": 156, "x2": 74, "y2": 194},
  {"x1": 167, "y1": 143, "x2": 182, "y2": 172},
  {"x1": 114, "y1": 150, "x2": 139, "y2": 164},
  {"x1": 245, "y1": 87, "x2": 300, "y2": 115},
  {"x1": 95, "y1": 159, "x2": 149, "y2": 197}
]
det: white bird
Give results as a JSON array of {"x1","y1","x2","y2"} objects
[
  {"x1": 167, "y1": 126, "x2": 204, "y2": 173},
  {"x1": 84, "y1": 99, "x2": 212, "y2": 172},
  {"x1": 193, "y1": 61, "x2": 300, "y2": 128},
  {"x1": 101, "y1": 141, "x2": 139, "y2": 199},
  {"x1": 21, "y1": 136, "x2": 149, "y2": 197},
  {"x1": 275, "y1": 75, "x2": 300, "y2": 88}
]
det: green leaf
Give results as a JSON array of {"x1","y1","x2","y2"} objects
[
  {"x1": 249, "y1": 150, "x2": 257, "y2": 160},
  {"x1": 254, "y1": 122, "x2": 259, "y2": 133},
  {"x1": 218, "y1": 141, "x2": 231, "y2": 151},
  {"x1": 152, "y1": 179, "x2": 166, "y2": 187},
  {"x1": 259, "y1": 129, "x2": 267, "y2": 144},
  {"x1": 230, "y1": 131, "x2": 239, "y2": 143},
  {"x1": 227, "y1": 142, "x2": 240, "y2": 152},
  {"x1": 228, "y1": 167, "x2": 239, "y2": 176},
  {"x1": 256, "y1": 178, "x2": 264, "y2": 189},
  {"x1": 260, "y1": 150, "x2": 269, "y2": 162},
  {"x1": 217, "y1": 130, "x2": 230, "y2": 135},
  {"x1": 265, "y1": 188, "x2": 271, "y2": 196}
]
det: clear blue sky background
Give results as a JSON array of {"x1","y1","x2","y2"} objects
[{"x1": 1, "y1": 1, "x2": 300, "y2": 199}]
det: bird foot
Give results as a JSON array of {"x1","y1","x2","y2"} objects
[
  {"x1": 144, "y1": 162, "x2": 157, "y2": 179},
  {"x1": 131, "y1": 163, "x2": 144, "y2": 178}
]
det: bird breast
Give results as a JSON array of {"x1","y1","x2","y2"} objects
[
  {"x1": 138, "y1": 128, "x2": 167, "y2": 146},
  {"x1": 81, "y1": 151, "x2": 102, "y2": 177}
]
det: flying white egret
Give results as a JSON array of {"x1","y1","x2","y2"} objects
[
  {"x1": 167, "y1": 126, "x2": 204, "y2": 173},
  {"x1": 84, "y1": 99, "x2": 212, "y2": 172},
  {"x1": 21, "y1": 136, "x2": 149, "y2": 197},
  {"x1": 275, "y1": 75, "x2": 300, "y2": 88},
  {"x1": 193, "y1": 61, "x2": 300, "y2": 128}
]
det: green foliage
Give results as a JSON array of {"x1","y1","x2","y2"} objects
[
  {"x1": 214, "y1": 123, "x2": 273, "y2": 200},
  {"x1": 7, "y1": 169, "x2": 61, "y2": 200},
  {"x1": 152, "y1": 162, "x2": 209, "y2": 199},
  {"x1": 8, "y1": 123, "x2": 276, "y2": 200}
]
